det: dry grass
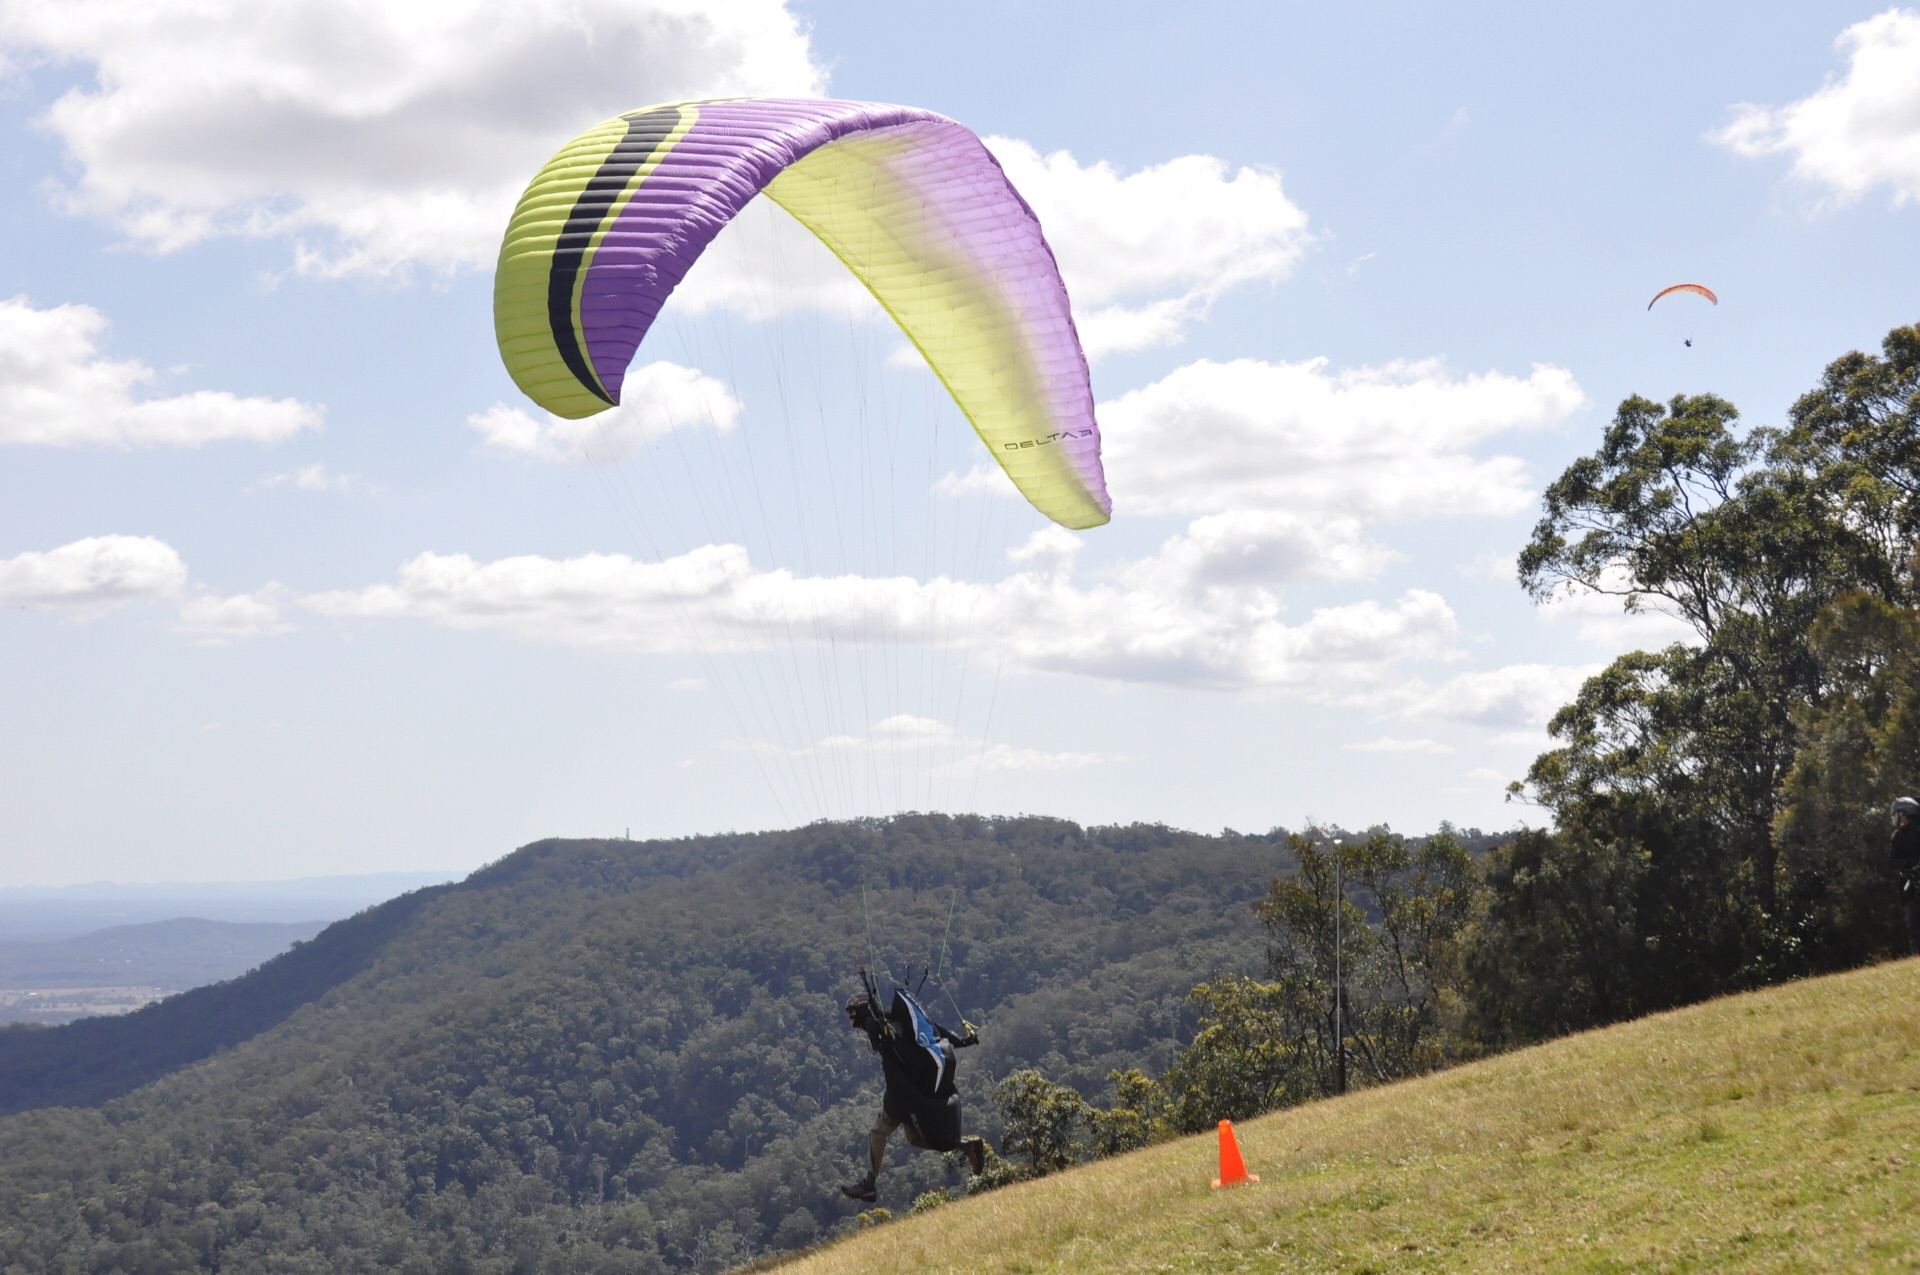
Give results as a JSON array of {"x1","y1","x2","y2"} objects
[{"x1": 771, "y1": 957, "x2": 1920, "y2": 1273}]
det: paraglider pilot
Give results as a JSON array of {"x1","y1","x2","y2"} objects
[
  {"x1": 841, "y1": 972, "x2": 985, "y2": 1202},
  {"x1": 1891, "y1": 796, "x2": 1920, "y2": 954}
]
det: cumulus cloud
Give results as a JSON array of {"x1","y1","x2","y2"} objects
[
  {"x1": 936, "y1": 355, "x2": 1578, "y2": 586},
  {"x1": 260, "y1": 462, "x2": 360, "y2": 493},
  {"x1": 0, "y1": 535, "x2": 186, "y2": 609},
  {"x1": 1344, "y1": 737, "x2": 1453, "y2": 755},
  {"x1": 1536, "y1": 572, "x2": 1704, "y2": 653},
  {"x1": 1404, "y1": 663, "x2": 1595, "y2": 734},
  {"x1": 1713, "y1": 9, "x2": 1920, "y2": 206},
  {"x1": 0, "y1": 534, "x2": 295, "y2": 642},
  {"x1": 986, "y1": 139, "x2": 1311, "y2": 358},
  {"x1": 0, "y1": 0, "x2": 1314, "y2": 369},
  {"x1": 1094, "y1": 356, "x2": 1582, "y2": 582},
  {"x1": 932, "y1": 463, "x2": 1017, "y2": 500},
  {"x1": 754, "y1": 711, "x2": 1103, "y2": 774},
  {"x1": 0, "y1": 0, "x2": 822, "y2": 275},
  {"x1": 174, "y1": 585, "x2": 294, "y2": 643},
  {"x1": 1457, "y1": 550, "x2": 1517, "y2": 580},
  {"x1": 310, "y1": 350, "x2": 1591, "y2": 701},
  {"x1": 469, "y1": 362, "x2": 743, "y2": 463},
  {"x1": 305, "y1": 532, "x2": 1461, "y2": 694},
  {"x1": 1118, "y1": 510, "x2": 1394, "y2": 592},
  {"x1": 1, "y1": 0, "x2": 1316, "y2": 356},
  {"x1": 972, "y1": 742, "x2": 1104, "y2": 774},
  {"x1": 0, "y1": 296, "x2": 321, "y2": 447},
  {"x1": 1103, "y1": 357, "x2": 1583, "y2": 521}
]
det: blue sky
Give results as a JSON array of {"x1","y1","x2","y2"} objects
[{"x1": 1, "y1": 2, "x2": 1917, "y2": 883}]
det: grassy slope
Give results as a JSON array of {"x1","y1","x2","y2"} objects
[{"x1": 779, "y1": 957, "x2": 1920, "y2": 1274}]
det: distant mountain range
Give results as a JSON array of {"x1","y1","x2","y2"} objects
[
  {"x1": 0, "y1": 871, "x2": 457, "y2": 940},
  {"x1": 0, "y1": 918, "x2": 329, "y2": 1025}
]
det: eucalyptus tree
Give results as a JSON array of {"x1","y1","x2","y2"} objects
[{"x1": 1484, "y1": 323, "x2": 1920, "y2": 1035}]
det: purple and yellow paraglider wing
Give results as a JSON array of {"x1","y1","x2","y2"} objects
[
  {"x1": 1647, "y1": 282, "x2": 1718, "y2": 311},
  {"x1": 494, "y1": 98, "x2": 1110, "y2": 530}
]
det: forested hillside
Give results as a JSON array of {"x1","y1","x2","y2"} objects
[{"x1": 0, "y1": 816, "x2": 1291, "y2": 1273}]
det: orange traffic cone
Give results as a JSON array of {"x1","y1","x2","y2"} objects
[{"x1": 1211, "y1": 1119, "x2": 1259, "y2": 1188}]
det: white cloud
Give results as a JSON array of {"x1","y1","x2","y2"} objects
[
  {"x1": 817, "y1": 714, "x2": 951, "y2": 753},
  {"x1": 1457, "y1": 550, "x2": 1516, "y2": 581},
  {"x1": 932, "y1": 463, "x2": 1018, "y2": 500},
  {"x1": 972, "y1": 742, "x2": 1104, "y2": 774},
  {"x1": 806, "y1": 714, "x2": 1103, "y2": 773},
  {"x1": 666, "y1": 676, "x2": 706, "y2": 692},
  {"x1": 1117, "y1": 509, "x2": 1394, "y2": 591},
  {"x1": 1070, "y1": 296, "x2": 1199, "y2": 359},
  {"x1": 469, "y1": 362, "x2": 742, "y2": 463},
  {"x1": 1102, "y1": 357, "x2": 1582, "y2": 520},
  {"x1": 174, "y1": 586, "x2": 294, "y2": 644},
  {"x1": 986, "y1": 139, "x2": 1311, "y2": 358},
  {"x1": 1405, "y1": 663, "x2": 1594, "y2": 733},
  {"x1": 1537, "y1": 573, "x2": 1703, "y2": 653},
  {"x1": 1714, "y1": 8, "x2": 1920, "y2": 206},
  {"x1": 0, "y1": 297, "x2": 321, "y2": 447},
  {"x1": 0, "y1": 534, "x2": 293, "y2": 641},
  {"x1": 260, "y1": 462, "x2": 359, "y2": 493},
  {"x1": 305, "y1": 536, "x2": 1461, "y2": 694},
  {"x1": 0, "y1": 535, "x2": 186, "y2": 609},
  {"x1": 725, "y1": 707, "x2": 1107, "y2": 782},
  {"x1": 1097, "y1": 356, "x2": 1583, "y2": 581},
  {"x1": 308, "y1": 351, "x2": 1588, "y2": 701},
  {"x1": 1344, "y1": 737, "x2": 1453, "y2": 755},
  {"x1": 0, "y1": 0, "x2": 822, "y2": 275},
  {"x1": 2, "y1": 0, "x2": 1318, "y2": 364},
  {"x1": 872, "y1": 713, "x2": 947, "y2": 741}
]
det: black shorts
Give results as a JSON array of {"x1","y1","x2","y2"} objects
[{"x1": 880, "y1": 1090, "x2": 963, "y2": 1152}]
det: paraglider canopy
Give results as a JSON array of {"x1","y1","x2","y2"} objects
[
  {"x1": 494, "y1": 97, "x2": 1111, "y2": 531},
  {"x1": 1647, "y1": 282, "x2": 1718, "y2": 311}
]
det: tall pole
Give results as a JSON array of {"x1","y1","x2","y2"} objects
[{"x1": 1333, "y1": 845, "x2": 1346, "y2": 1096}]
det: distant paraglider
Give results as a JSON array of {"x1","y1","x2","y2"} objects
[
  {"x1": 1649, "y1": 282, "x2": 1716, "y2": 348},
  {"x1": 1647, "y1": 282, "x2": 1718, "y2": 311}
]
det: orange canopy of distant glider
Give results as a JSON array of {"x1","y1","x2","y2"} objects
[{"x1": 1647, "y1": 283, "x2": 1718, "y2": 310}]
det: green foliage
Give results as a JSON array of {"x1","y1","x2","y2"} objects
[
  {"x1": 1084, "y1": 1067, "x2": 1173, "y2": 1157},
  {"x1": 992, "y1": 1069, "x2": 1089, "y2": 1174},
  {"x1": 1465, "y1": 827, "x2": 1657, "y2": 1045},
  {"x1": 907, "y1": 1189, "x2": 950, "y2": 1214},
  {"x1": 1240, "y1": 830, "x2": 1475, "y2": 1098},
  {"x1": 1158, "y1": 975, "x2": 1302, "y2": 1132},
  {"x1": 1775, "y1": 587, "x2": 1920, "y2": 967},
  {"x1": 1773, "y1": 323, "x2": 1920, "y2": 576},
  {"x1": 0, "y1": 815, "x2": 1284, "y2": 1272},
  {"x1": 1135, "y1": 830, "x2": 1480, "y2": 1134},
  {"x1": 962, "y1": 1139, "x2": 1033, "y2": 1196},
  {"x1": 1484, "y1": 323, "x2": 1920, "y2": 1043}
]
